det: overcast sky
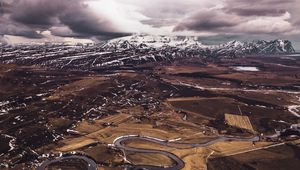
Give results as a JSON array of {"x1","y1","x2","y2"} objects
[{"x1": 1, "y1": 0, "x2": 300, "y2": 49}]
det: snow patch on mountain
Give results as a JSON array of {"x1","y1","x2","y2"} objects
[
  {"x1": 104, "y1": 34, "x2": 295, "y2": 55},
  {"x1": 105, "y1": 34, "x2": 206, "y2": 49}
]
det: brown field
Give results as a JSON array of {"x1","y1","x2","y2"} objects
[
  {"x1": 225, "y1": 113, "x2": 255, "y2": 133},
  {"x1": 216, "y1": 72, "x2": 300, "y2": 86},
  {"x1": 208, "y1": 142, "x2": 300, "y2": 170},
  {"x1": 167, "y1": 97, "x2": 244, "y2": 121},
  {"x1": 160, "y1": 65, "x2": 227, "y2": 75},
  {"x1": 1, "y1": 55, "x2": 300, "y2": 169},
  {"x1": 74, "y1": 113, "x2": 131, "y2": 134},
  {"x1": 48, "y1": 76, "x2": 109, "y2": 100},
  {"x1": 126, "y1": 152, "x2": 175, "y2": 167},
  {"x1": 82, "y1": 144, "x2": 123, "y2": 165}
]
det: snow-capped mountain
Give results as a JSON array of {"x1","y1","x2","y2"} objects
[
  {"x1": 104, "y1": 34, "x2": 295, "y2": 56},
  {"x1": 255, "y1": 40, "x2": 295, "y2": 54},
  {"x1": 104, "y1": 34, "x2": 204, "y2": 49},
  {"x1": 207, "y1": 39, "x2": 295, "y2": 56},
  {"x1": 0, "y1": 35, "x2": 296, "y2": 70}
]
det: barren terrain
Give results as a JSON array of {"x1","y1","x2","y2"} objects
[{"x1": 0, "y1": 54, "x2": 300, "y2": 169}]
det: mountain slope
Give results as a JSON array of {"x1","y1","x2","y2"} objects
[
  {"x1": 104, "y1": 35, "x2": 295, "y2": 56},
  {"x1": 0, "y1": 35, "x2": 296, "y2": 70}
]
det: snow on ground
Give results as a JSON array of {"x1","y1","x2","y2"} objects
[
  {"x1": 288, "y1": 105, "x2": 300, "y2": 117},
  {"x1": 1, "y1": 134, "x2": 16, "y2": 152},
  {"x1": 0, "y1": 101, "x2": 10, "y2": 115},
  {"x1": 287, "y1": 97, "x2": 300, "y2": 118},
  {"x1": 286, "y1": 54, "x2": 300, "y2": 57},
  {"x1": 177, "y1": 81, "x2": 300, "y2": 94},
  {"x1": 234, "y1": 66, "x2": 259, "y2": 71},
  {"x1": 0, "y1": 101, "x2": 9, "y2": 107}
]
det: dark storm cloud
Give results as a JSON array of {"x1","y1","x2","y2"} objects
[
  {"x1": 93, "y1": 32, "x2": 133, "y2": 40},
  {"x1": 0, "y1": 15, "x2": 43, "y2": 38},
  {"x1": 10, "y1": 0, "x2": 68, "y2": 26},
  {"x1": 0, "y1": 0, "x2": 70, "y2": 38},
  {"x1": 0, "y1": 1, "x2": 12, "y2": 15},
  {"x1": 58, "y1": 3, "x2": 115, "y2": 37},
  {"x1": 0, "y1": 0, "x2": 130, "y2": 39},
  {"x1": 174, "y1": 19, "x2": 236, "y2": 32},
  {"x1": 0, "y1": 26, "x2": 43, "y2": 38},
  {"x1": 227, "y1": 8, "x2": 286, "y2": 17},
  {"x1": 173, "y1": 0, "x2": 299, "y2": 35},
  {"x1": 173, "y1": 10, "x2": 239, "y2": 32},
  {"x1": 224, "y1": 0, "x2": 294, "y2": 17},
  {"x1": 225, "y1": 0, "x2": 295, "y2": 8},
  {"x1": 0, "y1": 0, "x2": 299, "y2": 44},
  {"x1": 50, "y1": 25, "x2": 131, "y2": 40}
]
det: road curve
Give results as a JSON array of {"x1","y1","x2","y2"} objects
[
  {"x1": 112, "y1": 135, "x2": 259, "y2": 170},
  {"x1": 36, "y1": 135, "x2": 259, "y2": 170},
  {"x1": 114, "y1": 135, "x2": 184, "y2": 170},
  {"x1": 36, "y1": 155, "x2": 97, "y2": 170}
]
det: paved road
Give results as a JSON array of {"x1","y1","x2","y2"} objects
[
  {"x1": 113, "y1": 135, "x2": 185, "y2": 170},
  {"x1": 36, "y1": 155, "x2": 97, "y2": 170},
  {"x1": 113, "y1": 135, "x2": 260, "y2": 170},
  {"x1": 36, "y1": 135, "x2": 259, "y2": 170}
]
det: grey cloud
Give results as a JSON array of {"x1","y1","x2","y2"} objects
[
  {"x1": 1, "y1": 0, "x2": 71, "y2": 38},
  {"x1": 0, "y1": 25, "x2": 43, "y2": 38},
  {"x1": 173, "y1": 0, "x2": 299, "y2": 35},
  {"x1": 58, "y1": 3, "x2": 114, "y2": 36},
  {"x1": 50, "y1": 25, "x2": 131, "y2": 40},
  {"x1": 116, "y1": 0, "x2": 220, "y2": 28},
  {"x1": 10, "y1": 0, "x2": 68, "y2": 26},
  {"x1": 0, "y1": 0, "x2": 299, "y2": 43},
  {"x1": 227, "y1": 8, "x2": 286, "y2": 17},
  {"x1": 58, "y1": 3, "x2": 130, "y2": 39},
  {"x1": 93, "y1": 32, "x2": 133, "y2": 41},
  {"x1": 224, "y1": 0, "x2": 294, "y2": 17},
  {"x1": 173, "y1": 10, "x2": 240, "y2": 32},
  {"x1": 0, "y1": 1, "x2": 12, "y2": 15},
  {"x1": 141, "y1": 19, "x2": 178, "y2": 28},
  {"x1": 225, "y1": 0, "x2": 300, "y2": 32},
  {"x1": 0, "y1": 35, "x2": 8, "y2": 44},
  {"x1": 119, "y1": 0, "x2": 202, "y2": 19},
  {"x1": 2, "y1": 0, "x2": 131, "y2": 40},
  {"x1": 49, "y1": 26, "x2": 82, "y2": 38},
  {"x1": 0, "y1": 16, "x2": 43, "y2": 38}
]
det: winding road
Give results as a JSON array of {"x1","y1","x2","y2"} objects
[
  {"x1": 36, "y1": 155, "x2": 97, "y2": 170},
  {"x1": 37, "y1": 135, "x2": 260, "y2": 170},
  {"x1": 112, "y1": 135, "x2": 260, "y2": 170}
]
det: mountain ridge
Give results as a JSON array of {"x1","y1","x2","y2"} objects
[
  {"x1": 0, "y1": 35, "x2": 296, "y2": 70},
  {"x1": 103, "y1": 35, "x2": 296, "y2": 56}
]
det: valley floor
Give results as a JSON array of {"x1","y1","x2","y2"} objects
[{"x1": 0, "y1": 54, "x2": 300, "y2": 169}]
